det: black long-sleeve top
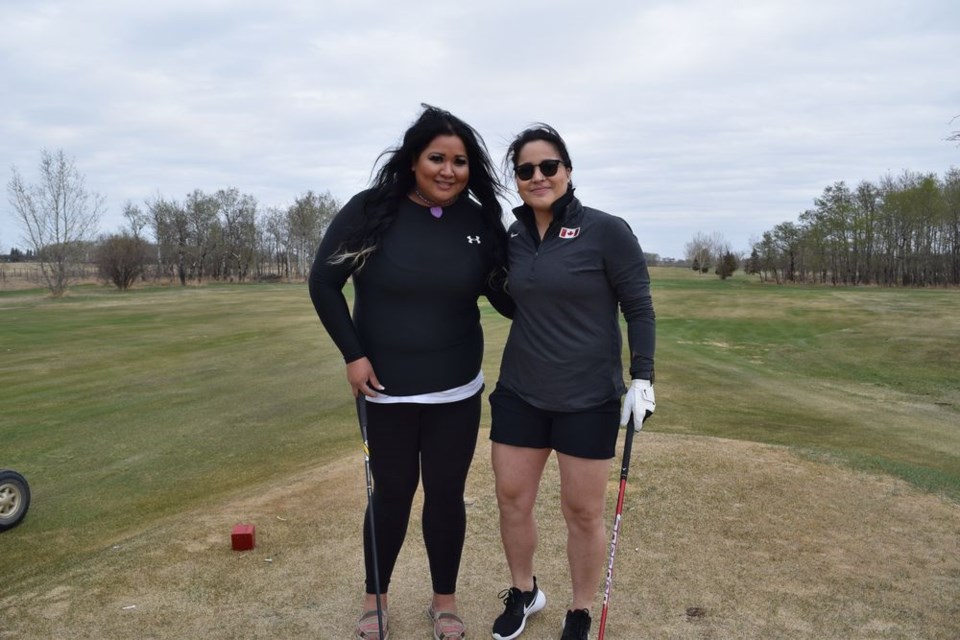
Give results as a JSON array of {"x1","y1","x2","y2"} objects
[
  {"x1": 497, "y1": 189, "x2": 655, "y2": 412},
  {"x1": 309, "y1": 190, "x2": 513, "y2": 396}
]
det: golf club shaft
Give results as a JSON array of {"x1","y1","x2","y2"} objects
[
  {"x1": 597, "y1": 417, "x2": 637, "y2": 640},
  {"x1": 356, "y1": 395, "x2": 385, "y2": 639}
]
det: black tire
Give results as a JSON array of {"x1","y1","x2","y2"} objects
[{"x1": 0, "y1": 469, "x2": 31, "y2": 532}]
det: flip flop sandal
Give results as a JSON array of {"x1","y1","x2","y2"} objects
[
  {"x1": 427, "y1": 606, "x2": 466, "y2": 639},
  {"x1": 356, "y1": 608, "x2": 388, "y2": 640}
]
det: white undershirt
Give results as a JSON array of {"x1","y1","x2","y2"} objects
[{"x1": 365, "y1": 371, "x2": 484, "y2": 405}]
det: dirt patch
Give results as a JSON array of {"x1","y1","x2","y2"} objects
[{"x1": 2, "y1": 433, "x2": 958, "y2": 639}]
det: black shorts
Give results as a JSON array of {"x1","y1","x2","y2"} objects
[{"x1": 488, "y1": 384, "x2": 621, "y2": 460}]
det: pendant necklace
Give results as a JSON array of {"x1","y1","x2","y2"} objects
[{"x1": 415, "y1": 189, "x2": 457, "y2": 218}]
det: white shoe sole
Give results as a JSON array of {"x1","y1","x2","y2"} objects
[{"x1": 491, "y1": 589, "x2": 547, "y2": 640}]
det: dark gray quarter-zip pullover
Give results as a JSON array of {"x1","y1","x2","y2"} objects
[{"x1": 498, "y1": 190, "x2": 655, "y2": 412}]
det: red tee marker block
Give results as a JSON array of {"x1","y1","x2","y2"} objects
[{"x1": 231, "y1": 524, "x2": 256, "y2": 551}]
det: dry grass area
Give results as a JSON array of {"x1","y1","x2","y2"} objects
[
  {"x1": 3, "y1": 432, "x2": 958, "y2": 639},
  {"x1": 0, "y1": 262, "x2": 100, "y2": 292},
  {"x1": 0, "y1": 262, "x2": 47, "y2": 291}
]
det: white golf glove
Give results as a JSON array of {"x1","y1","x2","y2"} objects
[{"x1": 620, "y1": 379, "x2": 655, "y2": 431}]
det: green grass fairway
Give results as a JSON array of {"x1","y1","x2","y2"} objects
[
  {"x1": 1, "y1": 271, "x2": 958, "y2": 599},
  {"x1": 652, "y1": 270, "x2": 960, "y2": 497},
  {"x1": 1, "y1": 284, "x2": 358, "y2": 588}
]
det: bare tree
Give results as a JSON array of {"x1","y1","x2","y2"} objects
[
  {"x1": 7, "y1": 149, "x2": 104, "y2": 296},
  {"x1": 685, "y1": 232, "x2": 714, "y2": 275},
  {"x1": 147, "y1": 195, "x2": 189, "y2": 285},
  {"x1": 685, "y1": 231, "x2": 728, "y2": 276},
  {"x1": 184, "y1": 189, "x2": 219, "y2": 283},
  {"x1": 286, "y1": 190, "x2": 339, "y2": 278},
  {"x1": 260, "y1": 206, "x2": 290, "y2": 278},
  {"x1": 216, "y1": 188, "x2": 258, "y2": 281},
  {"x1": 122, "y1": 201, "x2": 151, "y2": 239}
]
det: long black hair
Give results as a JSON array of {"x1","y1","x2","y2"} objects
[{"x1": 331, "y1": 104, "x2": 508, "y2": 281}]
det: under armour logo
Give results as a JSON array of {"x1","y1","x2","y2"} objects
[{"x1": 466, "y1": 236, "x2": 481, "y2": 244}]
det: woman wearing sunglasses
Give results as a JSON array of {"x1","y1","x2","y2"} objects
[
  {"x1": 488, "y1": 124, "x2": 656, "y2": 640},
  {"x1": 310, "y1": 105, "x2": 513, "y2": 640}
]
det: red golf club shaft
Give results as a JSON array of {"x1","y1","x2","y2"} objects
[{"x1": 597, "y1": 419, "x2": 637, "y2": 640}]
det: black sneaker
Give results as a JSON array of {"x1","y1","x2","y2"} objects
[
  {"x1": 560, "y1": 609, "x2": 591, "y2": 640},
  {"x1": 491, "y1": 577, "x2": 547, "y2": 640}
]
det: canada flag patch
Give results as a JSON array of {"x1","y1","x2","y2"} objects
[{"x1": 559, "y1": 227, "x2": 581, "y2": 239}]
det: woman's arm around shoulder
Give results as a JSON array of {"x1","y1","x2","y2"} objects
[{"x1": 483, "y1": 271, "x2": 515, "y2": 319}]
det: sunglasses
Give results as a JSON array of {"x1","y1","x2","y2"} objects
[{"x1": 514, "y1": 159, "x2": 565, "y2": 181}]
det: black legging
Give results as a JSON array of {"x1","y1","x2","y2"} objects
[{"x1": 363, "y1": 392, "x2": 481, "y2": 595}]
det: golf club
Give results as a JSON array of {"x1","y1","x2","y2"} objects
[
  {"x1": 356, "y1": 394, "x2": 385, "y2": 639},
  {"x1": 597, "y1": 416, "x2": 638, "y2": 640}
]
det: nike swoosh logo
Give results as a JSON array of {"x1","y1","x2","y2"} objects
[{"x1": 510, "y1": 232, "x2": 520, "y2": 237}]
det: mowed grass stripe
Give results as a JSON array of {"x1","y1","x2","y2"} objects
[
  {"x1": 650, "y1": 270, "x2": 960, "y2": 498},
  {"x1": 1, "y1": 271, "x2": 958, "y2": 600},
  {"x1": 1, "y1": 284, "x2": 357, "y2": 589}
]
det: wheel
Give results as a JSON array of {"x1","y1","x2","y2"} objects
[{"x1": 0, "y1": 469, "x2": 31, "y2": 532}]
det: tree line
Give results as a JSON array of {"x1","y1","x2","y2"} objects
[
  {"x1": 135, "y1": 187, "x2": 338, "y2": 286},
  {"x1": 6, "y1": 149, "x2": 340, "y2": 295},
  {"x1": 10, "y1": 150, "x2": 959, "y2": 295},
  {"x1": 743, "y1": 168, "x2": 960, "y2": 286}
]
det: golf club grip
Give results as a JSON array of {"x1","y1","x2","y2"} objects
[
  {"x1": 356, "y1": 394, "x2": 368, "y2": 432},
  {"x1": 620, "y1": 417, "x2": 636, "y2": 479}
]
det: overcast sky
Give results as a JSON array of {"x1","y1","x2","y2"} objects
[{"x1": 2, "y1": 0, "x2": 958, "y2": 259}]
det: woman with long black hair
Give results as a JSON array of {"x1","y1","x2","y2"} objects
[{"x1": 309, "y1": 104, "x2": 512, "y2": 640}]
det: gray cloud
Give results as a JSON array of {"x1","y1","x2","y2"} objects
[{"x1": 2, "y1": 0, "x2": 958, "y2": 258}]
